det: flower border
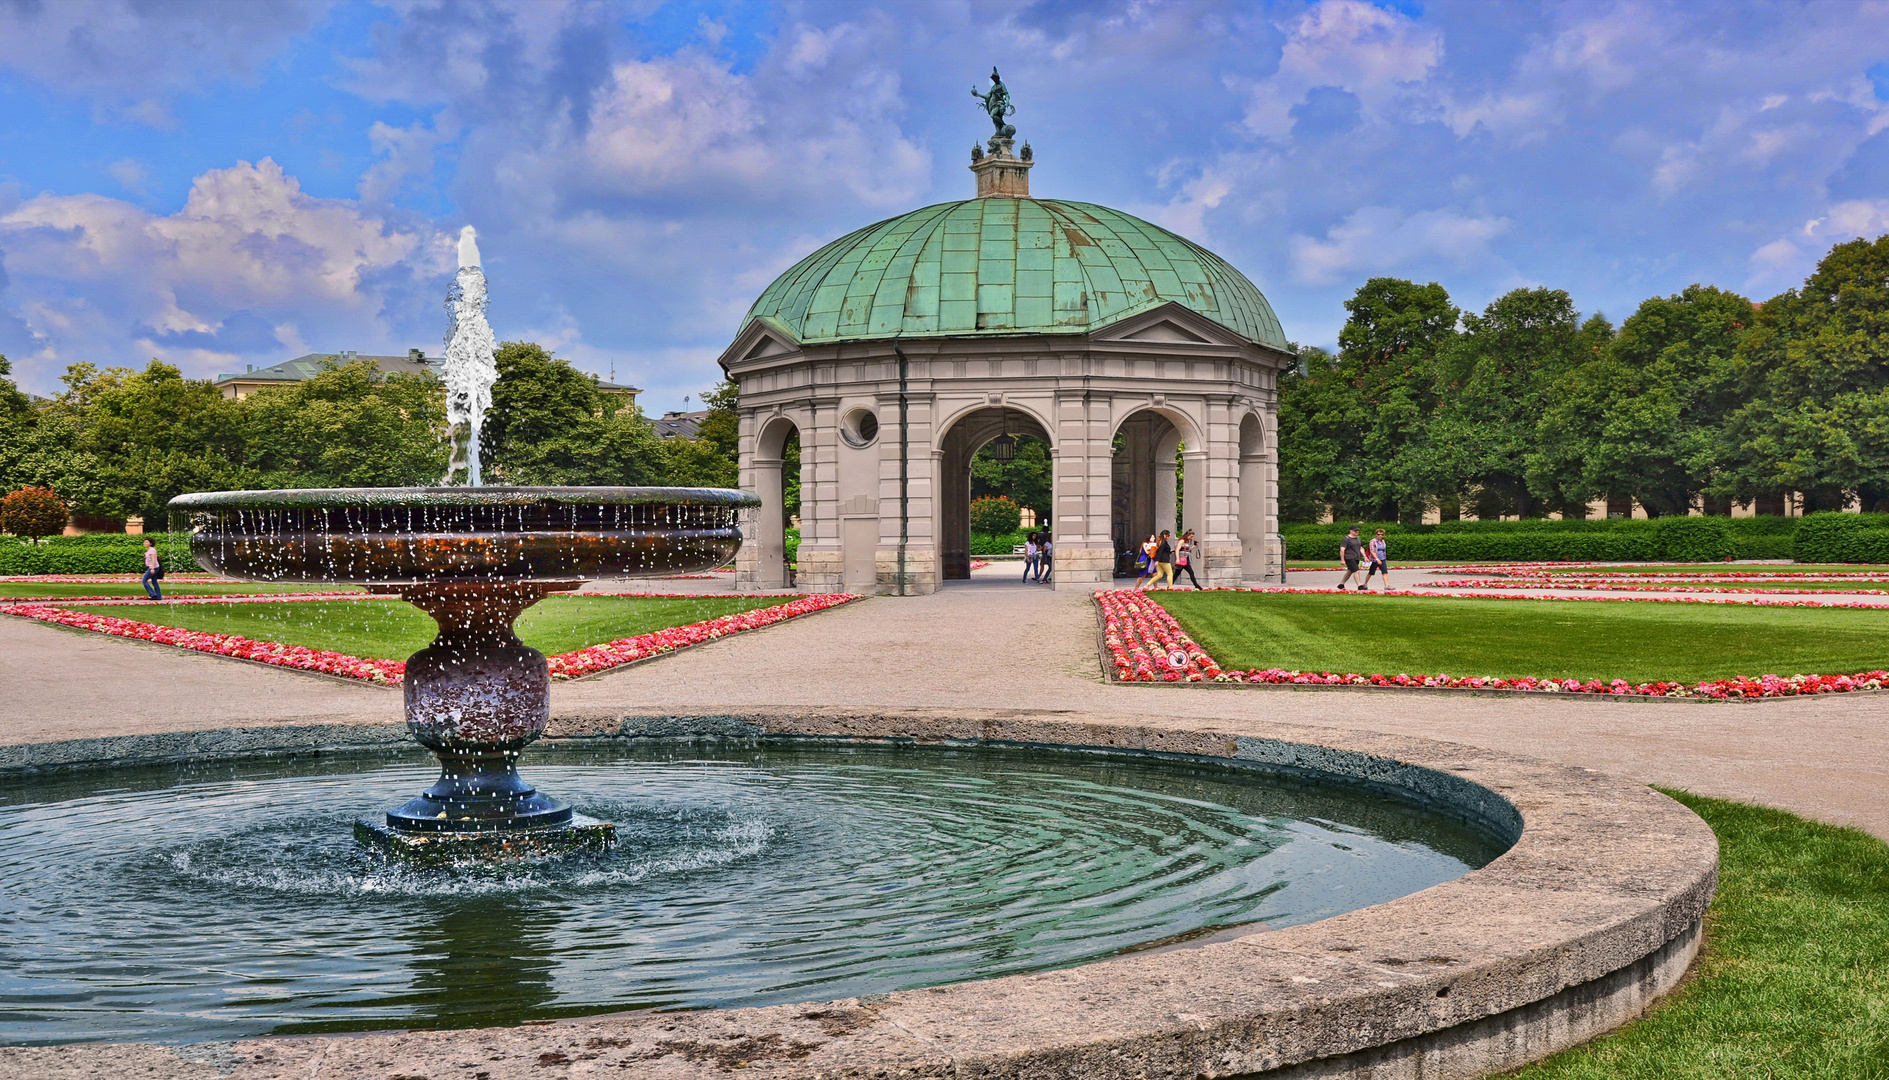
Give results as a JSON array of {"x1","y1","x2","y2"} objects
[
  {"x1": 2, "y1": 592, "x2": 860, "y2": 686},
  {"x1": 1094, "y1": 589, "x2": 1888, "y2": 700}
]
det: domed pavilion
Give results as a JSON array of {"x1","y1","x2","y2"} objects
[{"x1": 716, "y1": 95, "x2": 1294, "y2": 594}]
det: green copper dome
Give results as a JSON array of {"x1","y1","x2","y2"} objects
[{"x1": 743, "y1": 198, "x2": 1287, "y2": 350}]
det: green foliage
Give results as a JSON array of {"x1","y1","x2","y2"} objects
[
  {"x1": 1, "y1": 486, "x2": 67, "y2": 541},
  {"x1": 1792, "y1": 512, "x2": 1889, "y2": 564},
  {"x1": 49, "y1": 360, "x2": 249, "y2": 522},
  {"x1": 971, "y1": 435, "x2": 1050, "y2": 520},
  {"x1": 1529, "y1": 287, "x2": 1751, "y2": 516},
  {"x1": 1720, "y1": 234, "x2": 1889, "y2": 512},
  {"x1": 1428, "y1": 288, "x2": 1591, "y2": 518},
  {"x1": 970, "y1": 495, "x2": 1022, "y2": 536},
  {"x1": 1649, "y1": 515, "x2": 1734, "y2": 561},
  {"x1": 0, "y1": 532, "x2": 191, "y2": 574},
  {"x1": 480, "y1": 342, "x2": 668, "y2": 486},
  {"x1": 242, "y1": 359, "x2": 446, "y2": 488},
  {"x1": 662, "y1": 379, "x2": 740, "y2": 488},
  {"x1": 970, "y1": 530, "x2": 1028, "y2": 555}
]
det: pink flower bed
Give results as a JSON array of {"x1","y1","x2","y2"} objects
[
  {"x1": 1241, "y1": 584, "x2": 1889, "y2": 609},
  {"x1": 2, "y1": 592, "x2": 860, "y2": 686},
  {"x1": 0, "y1": 602, "x2": 408, "y2": 684},
  {"x1": 546, "y1": 593, "x2": 859, "y2": 678},
  {"x1": 1094, "y1": 589, "x2": 1889, "y2": 700},
  {"x1": 1424, "y1": 578, "x2": 1889, "y2": 598}
]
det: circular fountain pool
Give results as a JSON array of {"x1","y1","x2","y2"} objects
[{"x1": 0, "y1": 741, "x2": 1507, "y2": 1045}]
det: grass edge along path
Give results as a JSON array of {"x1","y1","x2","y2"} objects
[
  {"x1": 1504, "y1": 792, "x2": 1889, "y2": 1080},
  {"x1": 1095, "y1": 590, "x2": 1889, "y2": 699},
  {"x1": 0, "y1": 593, "x2": 861, "y2": 686}
]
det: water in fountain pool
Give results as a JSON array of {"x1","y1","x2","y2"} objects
[{"x1": 0, "y1": 740, "x2": 1506, "y2": 1045}]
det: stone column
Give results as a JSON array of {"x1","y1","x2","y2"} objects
[
  {"x1": 1154, "y1": 459, "x2": 1178, "y2": 536},
  {"x1": 751, "y1": 456, "x2": 787, "y2": 589}
]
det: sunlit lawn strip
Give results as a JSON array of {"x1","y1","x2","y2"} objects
[
  {"x1": 1099, "y1": 590, "x2": 1889, "y2": 697},
  {"x1": 1, "y1": 592, "x2": 860, "y2": 685},
  {"x1": 1506, "y1": 793, "x2": 1889, "y2": 1080}
]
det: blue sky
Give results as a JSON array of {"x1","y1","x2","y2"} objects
[{"x1": 1, "y1": 0, "x2": 1887, "y2": 414}]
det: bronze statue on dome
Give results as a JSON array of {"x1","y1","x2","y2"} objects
[{"x1": 972, "y1": 67, "x2": 1017, "y2": 140}]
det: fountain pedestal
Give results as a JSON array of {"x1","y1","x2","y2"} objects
[{"x1": 353, "y1": 581, "x2": 617, "y2": 862}]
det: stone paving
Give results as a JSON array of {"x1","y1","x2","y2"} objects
[{"x1": 3, "y1": 564, "x2": 1885, "y2": 839}]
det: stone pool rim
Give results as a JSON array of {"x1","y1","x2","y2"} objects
[{"x1": 0, "y1": 707, "x2": 1718, "y2": 1080}]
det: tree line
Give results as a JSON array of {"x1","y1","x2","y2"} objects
[
  {"x1": 0, "y1": 342, "x2": 739, "y2": 526},
  {"x1": 1280, "y1": 234, "x2": 1889, "y2": 522}
]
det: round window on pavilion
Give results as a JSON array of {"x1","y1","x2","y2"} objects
[{"x1": 840, "y1": 408, "x2": 880, "y2": 448}]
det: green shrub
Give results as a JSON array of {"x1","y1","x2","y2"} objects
[
  {"x1": 1651, "y1": 515, "x2": 1734, "y2": 561},
  {"x1": 970, "y1": 530, "x2": 1029, "y2": 555},
  {"x1": 969, "y1": 496, "x2": 1022, "y2": 536},
  {"x1": 1284, "y1": 514, "x2": 1803, "y2": 563},
  {"x1": 0, "y1": 532, "x2": 193, "y2": 575},
  {"x1": 1793, "y1": 513, "x2": 1889, "y2": 563}
]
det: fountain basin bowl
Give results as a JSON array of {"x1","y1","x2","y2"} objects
[{"x1": 167, "y1": 486, "x2": 758, "y2": 584}]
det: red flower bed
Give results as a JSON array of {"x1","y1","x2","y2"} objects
[
  {"x1": 1094, "y1": 589, "x2": 1889, "y2": 700},
  {"x1": 546, "y1": 593, "x2": 859, "y2": 678},
  {"x1": 1235, "y1": 584, "x2": 1889, "y2": 609},
  {"x1": 0, "y1": 602, "x2": 408, "y2": 684},
  {"x1": 3, "y1": 592, "x2": 861, "y2": 686},
  {"x1": 1424, "y1": 578, "x2": 1889, "y2": 599}
]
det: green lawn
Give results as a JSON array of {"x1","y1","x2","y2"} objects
[
  {"x1": 1156, "y1": 591, "x2": 1889, "y2": 683},
  {"x1": 0, "y1": 581, "x2": 359, "y2": 599},
  {"x1": 1507, "y1": 793, "x2": 1889, "y2": 1079},
  {"x1": 109, "y1": 594, "x2": 787, "y2": 660}
]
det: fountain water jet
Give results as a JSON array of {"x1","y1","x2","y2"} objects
[{"x1": 442, "y1": 225, "x2": 498, "y2": 487}]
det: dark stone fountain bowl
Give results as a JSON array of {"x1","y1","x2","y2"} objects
[
  {"x1": 166, "y1": 486, "x2": 760, "y2": 862},
  {"x1": 167, "y1": 486, "x2": 757, "y2": 584}
]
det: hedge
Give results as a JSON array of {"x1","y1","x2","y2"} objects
[
  {"x1": 971, "y1": 530, "x2": 1030, "y2": 556},
  {"x1": 1792, "y1": 513, "x2": 1889, "y2": 564},
  {"x1": 0, "y1": 533, "x2": 194, "y2": 575},
  {"x1": 1282, "y1": 515, "x2": 1798, "y2": 563}
]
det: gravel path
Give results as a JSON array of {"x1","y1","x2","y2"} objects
[{"x1": 5, "y1": 566, "x2": 1884, "y2": 840}]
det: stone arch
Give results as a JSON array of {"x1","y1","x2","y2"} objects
[
  {"x1": 935, "y1": 405, "x2": 1053, "y2": 580},
  {"x1": 750, "y1": 413, "x2": 802, "y2": 589},
  {"x1": 1236, "y1": 410, "x2": 1279, "y2": 584},
  {"x1": 1110, "y1": 405, "x2": 1206, "y2": 577}
]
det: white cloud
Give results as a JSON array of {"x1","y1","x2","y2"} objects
[
  {"x1": 1745, "y1": 199, "x2": 1889, "y2": 293},
  {"x1": 1290, "y1": 206, "x2": 1511, "y2": 285},
  {"x1": 1244, "y1": 0, "x2": 1442, "y2": 139},
  {"x1": 0, "y1": 0, "x2": 329, "y2": 123},
  {"x1": 0, "y1": 159, "x2": 444, "y2": 383}
]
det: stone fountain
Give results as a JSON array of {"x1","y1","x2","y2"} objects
[
  {"x1": 168, "y1": 485, "x2": 754, "y2": 861},
  {"x1": 168, "y1": 226, "x2": 758, "y2": 862}
]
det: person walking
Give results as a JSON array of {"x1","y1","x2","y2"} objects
[
  {"x1": 1362, "y1": 529, "x2": 1391, "y2": 590},
  {"x1": 1153, "y1": 530, "x2": 1176, "y2": 589},
  {"x1": 1134, "y1": 534, "x2": 1159, "y2": 589},
  {"x1": 1174, "y1": 529, "x2": 1203, "y2": 589},
  {"x1": 1038, "y1": 533, "x2": 1052, "y2": 584},
  {"x1": 1336, "y1": 526, "x2": 1364, "y2": 590},
  {"x1": 1022, "y1": 532, "x2": 1040, "y2": 583},
  {"x1": 141, "y1": 538, "x2": 164, "y2": 600}
]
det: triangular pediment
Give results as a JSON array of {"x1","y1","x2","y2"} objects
[
  {"x1": 1091, "y1": 301, "x2": 1252, "y2": 348},
  {"x1": 1119, "y1": 319, "x2": 1210, "y2": 343},
  {"x1": 717, "y1": 316, "x2": 803, "y2": 373}
]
